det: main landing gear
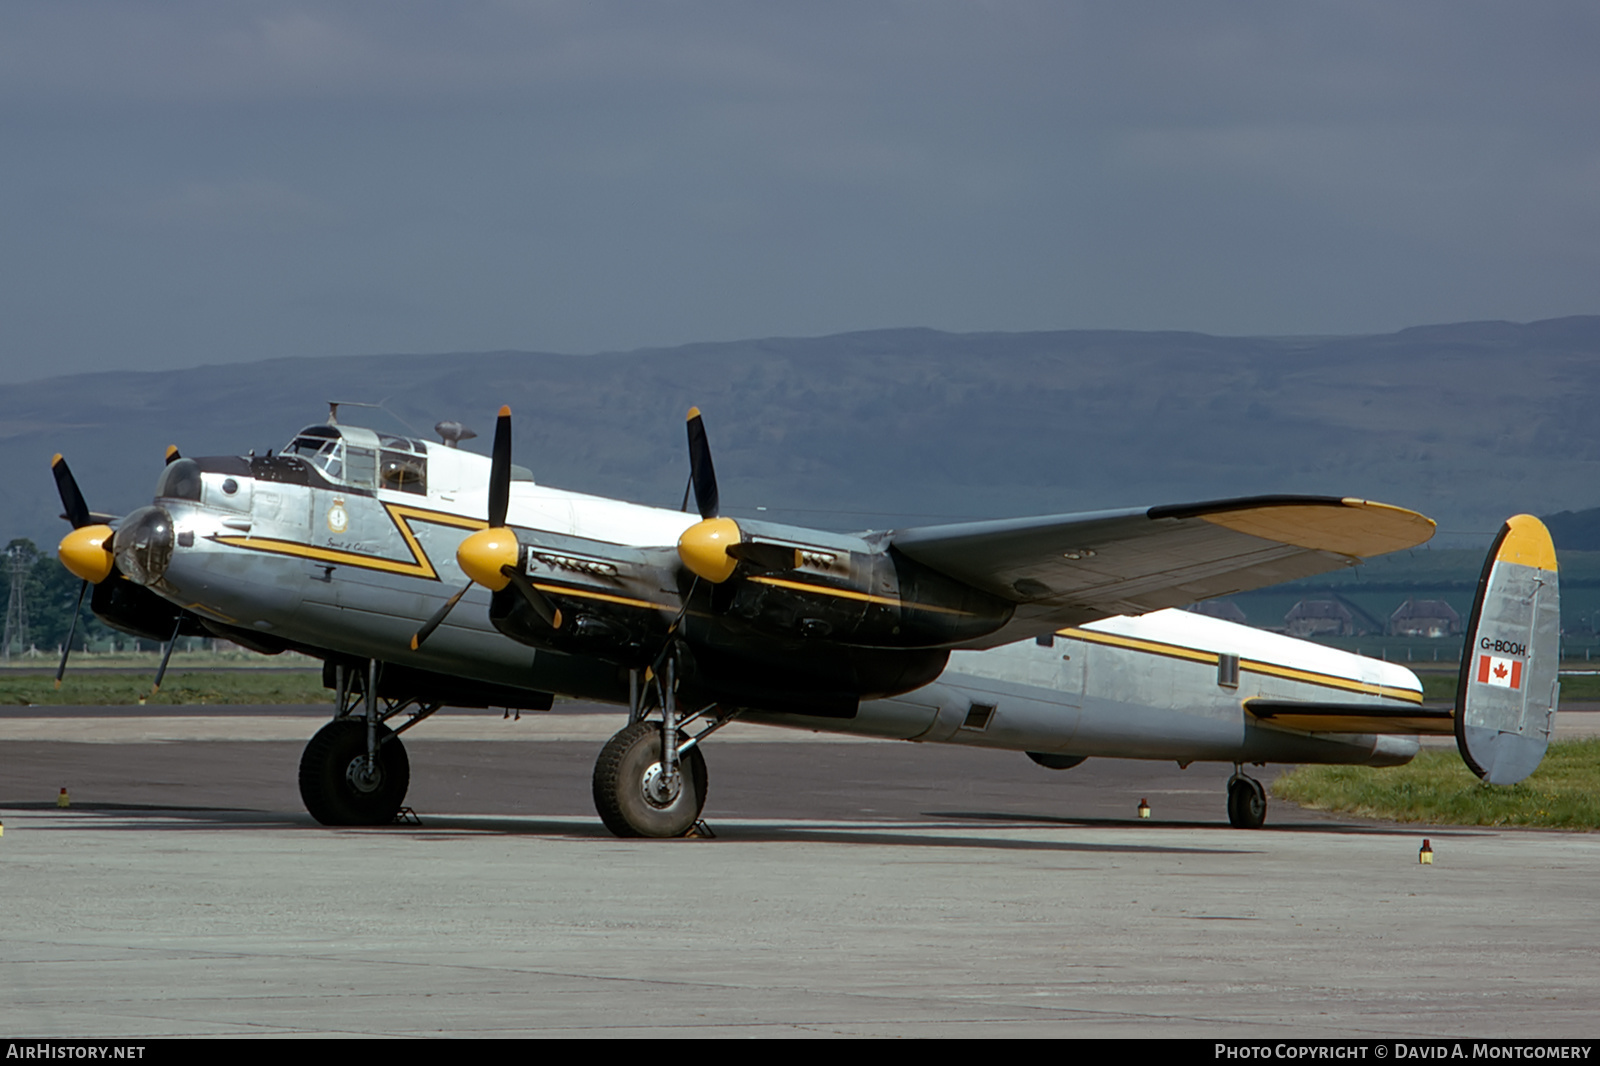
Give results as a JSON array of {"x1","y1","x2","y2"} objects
[
  {"x1": 298, "y1": 660, "x2": 441, "y2": 826},
  {"x1": 1226, "y1": 766, "x2": 1267, "y2": 829},
  {"x1": 592, "y1": 657, "x2": 737, "y2": 838}
]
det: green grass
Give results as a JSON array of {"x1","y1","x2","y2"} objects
[
  {"x1": 1, "y1": 670, "x2": 331, "y2": 706},
  {"x1": 1410, "y1": 669, "x2": 1600, "y2": 704},
  {"x1": 1272, "y1": 738, "x2": 1600, "y2": 829}
]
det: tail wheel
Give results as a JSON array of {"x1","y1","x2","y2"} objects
[
  {"x1": 1227, "y1": 775, "x2": 1267, "y2": 829},
  {"x1": 592, "y1": 720, "x2": 709, "y2": 838},
  {"x1": 298, "y1": 719, "x2": 410, "y2": 826}
]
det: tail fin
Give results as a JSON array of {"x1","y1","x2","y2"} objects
[{"x1": 1455, "y1": 515, "x2": 1560, "y2": 784}]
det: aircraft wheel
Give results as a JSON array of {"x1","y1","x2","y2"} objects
[
  {"x1": 1226, "y1": 775, "x2": 1267, "y2": 829},
  {"x1": 298, "y1": 719, "x2": 410, "y2": 826},
  {"x1": 592, "y1": 720, "x2": 708, "y2": 838}
]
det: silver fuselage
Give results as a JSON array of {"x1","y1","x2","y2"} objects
[{"x1": 144, "y1": 426, "x2": 1421, "y2": 768}]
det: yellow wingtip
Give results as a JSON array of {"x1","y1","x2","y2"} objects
[{"x1": 1201, "y1": 499, "x2": 1436, "y2": 558}]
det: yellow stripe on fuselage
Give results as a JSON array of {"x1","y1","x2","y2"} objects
[{"x1": 1058, "y1": 626, "x2": 1423, "y2": 705}]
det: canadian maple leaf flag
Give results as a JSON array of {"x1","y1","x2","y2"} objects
[{"x1": 1477, "y1": 654, "x2": 1523, "y2": 690}]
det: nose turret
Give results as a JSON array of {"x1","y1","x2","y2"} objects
[{"x1": 113, "y1": 505, "x2": 175, "y2": 586}]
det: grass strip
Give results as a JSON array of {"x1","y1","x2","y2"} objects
[
  {"x1": 1272, "y1": 738, "x2": 1600, "y2": 830},
  {"x1": 1, "y1": 671, "x2": 331, "y2": 706}
]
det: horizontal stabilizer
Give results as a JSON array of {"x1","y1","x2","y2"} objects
[
  {"x1": 1455, "y1": 515, "x2": 1561, "y2": 785},
  {"x1": 1245, "y1": 700, "x2": 1453, "y2": 736}
]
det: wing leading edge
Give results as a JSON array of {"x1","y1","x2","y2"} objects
[{"x1": 891, "y1": 495, "x2": 1435, "y2": 648}]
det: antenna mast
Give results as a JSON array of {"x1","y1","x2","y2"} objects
[{"x1": 3, "y1": 547, "x2": 31, "y2": 662}]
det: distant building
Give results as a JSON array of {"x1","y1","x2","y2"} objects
[
  {"x1": 1387, "y1": 598, "x2": 1461, "y2": 638},
  {"x1": 1284, "y1": 599, "x2": 1354, "y2": 638},
  {"x1": 1185, "y1": 599, "x2": 1248, "y2": 625}
]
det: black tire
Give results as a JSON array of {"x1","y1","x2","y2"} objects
[
  {"x1": 298, "y1": 719, "x2": 410, "y2": 826},
  {"x1": 592, "y1": 720, "x2": 709, "y2": 838},
  {"x1": 1227, "y1": 776, "x2": 1267, "y2": 829}
]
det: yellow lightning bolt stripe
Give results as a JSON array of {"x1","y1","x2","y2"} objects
[
  {"x1": 212, "y1": 502, "x2": 674, "y2": 611},
  {"x1": 1058, "y1": 627, "x2": 1424, "y2": 704},
  {"x1": 214, "y1": 502, "x2": 487, "y2": 580},
  {"x1": 746, "y1": 575, "x2": 975, "y2": 615}
]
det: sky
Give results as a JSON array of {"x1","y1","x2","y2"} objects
[{"x1": 1, "y1": 1, "x2": 1597, "y2": 384}]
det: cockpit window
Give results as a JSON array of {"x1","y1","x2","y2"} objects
[{"x1": 287, "y1": 437, "x2": 328, "y2": 459}]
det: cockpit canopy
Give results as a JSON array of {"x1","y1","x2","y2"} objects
[{"x1": 284, "y1": 425, "x2": 426, "y2": 494}]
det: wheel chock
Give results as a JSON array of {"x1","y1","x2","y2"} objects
[
  {"x1": 1419, "y1": 839, "x2": 1434, "y2": 864},
  {"x1": 685, "y1": 820, "x2": 716, "y2": 839},
  {"x1": 392, "y1": 807, "x2": 422, "y2": 826},
  {"x1": 57, "y1": 788, "x2": 70, "y2": 808},
  {"x1": 1138, "y1": 798, "x2": 1150, "y2": 819}
]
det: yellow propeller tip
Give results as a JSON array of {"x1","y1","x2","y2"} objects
[
  {"x1": 51, "y1": 453, "x2": 63, "y2": 466},
  {"x1": 54, "y1": 680, "x2": 62, "y2": 690},
  {"x1": 498, "y1": 405, "x2": 511, "y2": 418},
  {"x1": 686, "y1": 406, "x2": 702, "y2": 421},
  {"x1": 165, "y1": 445, "x2": 179, "y2": 459},
  {"x1": 552, "y1": 609, "x2": 563, "y2": 629},
  {"x1": 409, "y1": 636, "x2": 420, "y2": 651}
]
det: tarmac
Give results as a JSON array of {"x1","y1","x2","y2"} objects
[{"x1": 2, "y1": 704, "x2": 1597, "y2": 1038}]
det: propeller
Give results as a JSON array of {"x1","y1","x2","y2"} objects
[
  {"x1": 410, "y1": 406, "x2": 562, "y2": 650},
  {"x1": 676, "y1": 409, "x2": 799, "y2": 583},
  {"x1": 50, "y1": 455, "x2": 116, "y2": 687}
]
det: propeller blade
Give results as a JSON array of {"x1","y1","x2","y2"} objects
[
  {"x1": 164, "y1": 445, "x2": 182, "y2": 465},
  {"x1": 51, "y1": 455, "x2": 92, "y2": 529},
  {"x1": 488, "y1": 405, "x2": 512, "y2": 530},
  {"x1": 151, "y1": 616, "x2": 183, "y2": 694},
  {"x1": 54, "y1": 580, "x2": 87, "y2": 688},
  {"x1": 685, "y1": 407, "x2": 719, "y2": 520},
  {"x1": 410, "y1": 582, "x2": 471, "y2": 650},
  {"x1": 501, "y1": 566, "x2": 563, "y2": 630}
]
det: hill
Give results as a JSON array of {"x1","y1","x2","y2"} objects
[{"x1": 4, "y1": 317, "x2": 1600, "y2": 556}]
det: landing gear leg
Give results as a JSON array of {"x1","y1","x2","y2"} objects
[
  {"x1": 1226, "y1": 767, "x2": 1267, "y2": 829},
  {"x1": 593, "y1": 650, "x2": 735, "y2": 838}
]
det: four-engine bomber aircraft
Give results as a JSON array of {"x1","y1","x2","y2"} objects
[{"x1": 52, "y1": 407, "x2": 1558, "y2": 834}]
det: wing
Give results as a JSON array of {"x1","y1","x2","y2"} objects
[{"x1": 891, "y1": 494, "x2": 1435, "y2": 648}]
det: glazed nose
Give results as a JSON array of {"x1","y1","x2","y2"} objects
[{"x1": 113, "y1": 505, "x2": 175, "y2": 586}]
